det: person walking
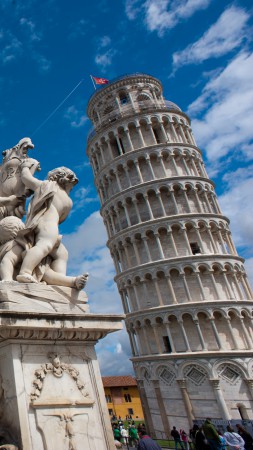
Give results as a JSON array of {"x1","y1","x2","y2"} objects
[
  {"x1": 224, "y1": 425, "x2": 245, "y2": 450},
  {"x1": 202, "y1": 418, "x2": 221, "y2": 450},
  {"x1": 171, "y1": 426, "x2": 184, "y2": 450},
  {"x1": 236, "y1": 424, "x2": 253, "y2": 450},
  {"x1": 195, "y1": 427, "x2": 211, "y2": 450},
  {"x1": 180, "y1": 430, "x2": 189, "y2": 450},
  {"x1": 121, "y1": 426, "x2": 129, "y2": 446},
  {"x1": 113, "y1": 425, "x2": 122, "y2": 442},
  {"x1": 137, "y1": 430, "x2": 162, "y2": 450},
  {"x1": 129, "y1": 424, "x2": 139, "y2": 447}
]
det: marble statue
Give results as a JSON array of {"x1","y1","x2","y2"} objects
[{"x1": 0, "y1": 138, "x2": 88, "y2": 290}]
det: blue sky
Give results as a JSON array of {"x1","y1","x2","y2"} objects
[{"x1": 0, "y1": 0, "x2": 253, "y2": 375}]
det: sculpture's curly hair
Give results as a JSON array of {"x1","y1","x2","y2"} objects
[
  {"x1": 47, "y1": 167, "x2": 78, "y2": 186},
  {"x1": 0, "y1": 216, "x2": 25, "y2": 244}
]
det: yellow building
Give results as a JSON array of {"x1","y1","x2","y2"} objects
[{"x1": 102, "y1": 375, "x2": 144, "y2": 421}]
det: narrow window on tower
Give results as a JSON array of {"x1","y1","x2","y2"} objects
[
  {"x1": 153, "y1": 128, "x2": 161, "y2": 144},
  {"x1": 190, "y1": 242, "x2": 201, "y2": 255},
  {"x1": 119, "y1": 137, "x2": 125, "y2": 154},
  {"x1": 163, "y1": 336, "x2": 172, "y2": 353}
]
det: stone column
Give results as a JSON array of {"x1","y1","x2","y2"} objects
[
  {"x1": 146, "y1": 156, "x2": 156, "y2": 179},
  {"x1": 178, "y1": 320, "x2": 191, "y2": 351},
  {"x1": 210, "y1": 379, "x2": 231, "y2": 420},
  {"x1": 166, "y1": 275, "x2": 178, "y2": 304},
  {"x1": 134, "y1": 158, "x2": 144, "y2": 183},
  {"x1": 124, "y1": 127, "x2": 134, "y2": 151},
  {"x1": 209, "y1": 318, "x2": 224, "y2": 350},
  {"x1": 152, "y1": 380, "x2": 171, "y2": 438},
  {"x1": 193, "y1": 319, "x2": 207, "y2": 350},
  {"x1": 177, "y1": 379, "x2": 195, "y2": 427},
  {"x1": 136, "y1": 125, "x2": 145, "y2": 147},
  {"x1": 137, "y1": 379, "x2": 156, "y2": 436}
]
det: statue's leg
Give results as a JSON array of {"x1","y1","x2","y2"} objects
[
  {"x1": 42, "y1": 267, "x2": 75, "y2": 287},
  {"x1": 0, "y1": 244, "x2": 23, "y2": 281},
  {"x1": 17, "y1": 222, "x2": 58, "y2": 281},
  {"x1": 49, "y1": 243, "x2": 68, "y2": 275},
  {"x1": 42, "y1": 268, "x2": 88, "y2": 290}
]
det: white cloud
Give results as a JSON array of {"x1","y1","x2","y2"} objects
[
  {"x1": 95, "y1": 48, "x2": 117, "y2": 69},
  {"x1": 188, "y1": 52, "x2": 253, "y2": 162},
  {"x1": 125, "y1": 0, "x2": 211, "y2": 35},
  {"x1": 218, "y1": 168, "x2": 253, "y2": 253},
  {"x1": 64, "y1": 105, "x2": 88, "y2": 128},
  {"x1": 0, "y1": 30, "x2": 23, "y2": 64},
  {"x1": 99, "y1": 35, "x2": 111, "y2": 48},
  {"x1": 20, "y1": 17, "x2": 41, "y2": 41},
  {"x1": 63, "y1": 211, "x2": 132, "y2": 375},
  {"x1": 173, "y1": 6, "x2": 249, "y2": 68}
]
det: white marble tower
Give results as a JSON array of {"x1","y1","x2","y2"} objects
[{"x1": 86, "y1": 73, "x2": 253, "y2": 437}]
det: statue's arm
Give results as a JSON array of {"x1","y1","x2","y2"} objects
[
  {"x1": 21, "y1": 166, "x2": 42, "y2": 191},
  {"x1": 0, "y1": 195, "x2": 21, "y2": 206}
]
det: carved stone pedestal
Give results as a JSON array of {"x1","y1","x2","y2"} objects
[{"x1": 0, "y1": 283, "x2": 123, "y2": 450}]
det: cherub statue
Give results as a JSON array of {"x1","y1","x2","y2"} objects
[{"x1": 11, "y1": 164, "x2": 88, "y2": 289}]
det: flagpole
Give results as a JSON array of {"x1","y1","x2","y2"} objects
[{"x1": 90, "y1": 75, "x2": 97, "y2": 90}]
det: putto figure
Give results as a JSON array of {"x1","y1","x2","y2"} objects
[{"x1": 0, "y1": 139, "x2": 88, "y2": 291}]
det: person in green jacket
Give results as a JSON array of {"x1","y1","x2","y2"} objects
[
  {"x1": 202, "y1": 419, "x2": 222, "y2": 450},
  {"x1": 113, "y1": 425, "x2": 122, "y2": 442}
]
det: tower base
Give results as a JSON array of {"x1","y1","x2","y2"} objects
[{"x1": 0, "y1": 283, "x2": 123, "y2": 450}]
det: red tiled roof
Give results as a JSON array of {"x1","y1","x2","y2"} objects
[{"x1": 102, "y1": 375, "x2": 137, "y2": 387}]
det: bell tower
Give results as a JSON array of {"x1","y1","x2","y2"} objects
[{"x1": 86, "y1": 73, "x2": 253, "y2": 436}]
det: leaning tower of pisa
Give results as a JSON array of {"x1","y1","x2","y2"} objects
[{"x1": 86, "y1": 73, "x2": 253, "y2": 436}]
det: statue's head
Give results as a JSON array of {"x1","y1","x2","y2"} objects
[
  {"x1": 0, "y1": 216, "x2": 25, "y2": 244},
  {"x1": 47, "y1": 167, "x2": 78, "y2": 187},
  {"x1": 2, "y1": 137, "x2": 34, "y2": 161}
]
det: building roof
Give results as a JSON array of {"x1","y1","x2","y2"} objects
[{"x1": 102, "y1": 375, "x2": 137, "y2": 387}]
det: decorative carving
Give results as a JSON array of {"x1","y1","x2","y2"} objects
[
  {"x1": 184, "y1": 365, "x2": 207, "y2": 386},
  {"x1": 31, "y1": 354, "x2": 91, "y2": 402},
  {"x1": 157, "y1": 366, "x2": 175, "y2": 386},
  {"x1": 217, "y1": 364, "x2": 241, "y2": 385}
]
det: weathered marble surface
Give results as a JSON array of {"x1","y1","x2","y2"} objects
[
  {"x1": 0, "y1": 282, "x2": 88, "y2": 314},
  {"x1": 0, "y1": 285, "x2": 124, "y2": 450}
]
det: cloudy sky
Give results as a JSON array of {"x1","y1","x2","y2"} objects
[{"x1": 0, "y1": 0, "x2": 252, "y2": 375}]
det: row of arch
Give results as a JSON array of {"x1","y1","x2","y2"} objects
[
  {"x1": 88, "y1": 113, "x2": 195, "y2": 172},
  {"x1": 109, "y1": 219, "x2": 236, "y2": 273},
  {"x1": 127, "y1": 307, "x2": 253, "y2": 356},
  {"x1": 118, "y1": 262, "x2": 252, "y2": 311},
  {"x1": 135, "y1": 358, "x2": 253, "y2": 383},
  {"x1": 102, "y1": 181, "x2": 221, "y2": 237},
  {"x1": 96, "y1": 148, "x2": 207, "y2": 201}
]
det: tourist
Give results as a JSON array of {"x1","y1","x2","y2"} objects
[
  {"x1": 195, "y1": 427, "x2": 211, "y2": 450},
  {"x1": 180, "y1": 429, "x2": 189, "y2": 450},
  {"x1": 224, "y1": 425, "x2": 245, "y2": 449},
  {"x1": 129, "y1": 423, "x2": 139, "y2": 447},
  {"x1": 236, "y1": 424, "x2": 253, "y2": 450},
  {"x1": 217, "y1": 431, "x2": 226, "y2": 450},
  {"x1": 137, "y1": 430, "x2": 162, "y2": 449},
  {"x1": 121, "y1": 426, "x2": 129, "y2": 445},
  {"x1": 202, "y1": 418, "x2": 221, "y2": 450},
  {"x1": 113, "y1": 425, "x2": 122, "y2": 442},
  {"x1": 189, "y1": 424, "x2": 199, "y2": 447},
  {"x1": 171, "y1": 426, "x2": 184, "y2": 450}
]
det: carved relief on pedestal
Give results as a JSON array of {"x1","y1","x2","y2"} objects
[{"x1": 30, "y1": 354, "x2": 96, "y2": 450}]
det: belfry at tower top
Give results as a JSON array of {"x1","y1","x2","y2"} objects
[{"x1": 87, "y1": 72, "x2": 183, "y2": 130}]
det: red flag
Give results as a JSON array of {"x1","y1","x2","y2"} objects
[{"x1": 92, "y1": 76, "x2": 109, "y2": 85}]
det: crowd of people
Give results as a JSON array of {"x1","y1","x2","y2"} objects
[
  {"x1": 171, "y1": 419, "x2": 253, "y2": 450},
  {"x1": 112, "y1": 418, "x2": 253, "y2": 449},
  {"x1": 113, "y1": 421, "x2": 162, "y2": 449}
]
